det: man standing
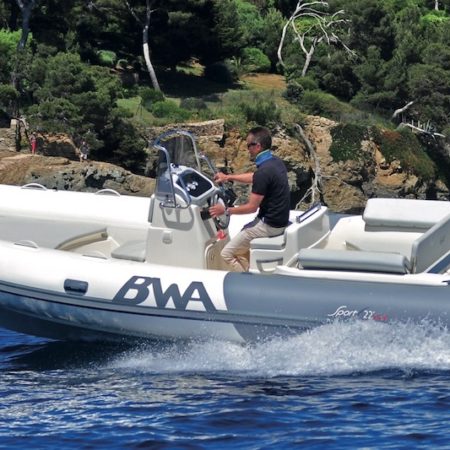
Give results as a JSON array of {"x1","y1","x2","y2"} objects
[
  {"x1": 209, "y1": 126, "x2": 290, "y2": 271},
  {"x1": 79, "y1": 139, "x2": 89, "y2": 162}
]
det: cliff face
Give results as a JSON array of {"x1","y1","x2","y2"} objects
[
  {"x1": 0, "y1": 117, "x2": 448, "y2": 213},
  {"x1": 196, "y1": 117, "x2": 448, "y2": 213}
]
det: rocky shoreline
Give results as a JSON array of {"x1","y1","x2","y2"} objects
[{"x1": 0, "y1": 117, "x2": 448, "y2": 213}]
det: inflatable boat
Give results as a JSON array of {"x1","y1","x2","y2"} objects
[{"x1": 0, "y1": 130, "x2": 450, "y2": 343}]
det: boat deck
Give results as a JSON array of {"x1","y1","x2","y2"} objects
[{"x1": 0, "y1": 216, "x2": 108, "y2": 250}]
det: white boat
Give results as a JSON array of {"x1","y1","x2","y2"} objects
[{"x1": 0, "y1": 130, "x2": 450, "y2": 343}]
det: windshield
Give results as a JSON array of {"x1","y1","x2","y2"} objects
[
  {"x1": 154, "y1": 131, "x2": 201, "y2": 170},
  {"x1": 152, "y1": 130, "x2": 203, "y2": 207}
]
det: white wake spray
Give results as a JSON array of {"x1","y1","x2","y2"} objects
[{"x1": 109, "y1": 320, "x2": 450, "y2": 377}]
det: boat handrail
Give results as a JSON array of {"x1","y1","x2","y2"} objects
[
  {"x1": 296, "y1": 202, "x2": 322, "y2": 223},
  {"x1": 95, "y1": 188, "x2": 121, "y2": 196},
  {"x1": 153, "y1": 145, "x2": 191, "y2": 210},
  {"x1": 14, "y1": 240, "x2": 39, "y2": 249},
  {"x1": 256, "y1": 257, "x2": 284, "y2": 274},
  {"x1": 21, "y1": 183, "x2": 47, "y2": 191}
]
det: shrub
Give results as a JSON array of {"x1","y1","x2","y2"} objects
[
  {"x1": 180, "y1": 97, "x2": 208, "y2": 111},
  {"x1": 443, "y1": 126, "x2": 450, "y2": 144},
  {"x1": 371, "y1": 127, "x2": 435, "y2": 179},
  {"x1": 241, "y1": 47, "x2": 271, "y2": 73},
  {"x1": 139, "y1": 87, "x2": 165, "y2": 110},
  {"x1": 203, "y1": 61, "x2": 237, "y2": 84},
  {"x1": 283, "y1": 81, "x2": 304, "y2": 105},
  {"x1": 97, "y1": 50, "x2": 117, "y2": 67},
  {"x1": 214, "y1": 90, "x2": 282, "y2": 130},
  {"x1": 300, "y1": 90, "x2": 354, "y2": 120},
  {"x1": 151, "y1": 100, "x2": 191, "y2": 122},
  {"x1": 289, "y1": 76, "x2": 319, "y2": 91},
  {"x1": 329, "y1": 124, "x2": 370, "y2": 162},
  {"x1": 238, "y1": 97, "x2": 280, "y2": 126}
]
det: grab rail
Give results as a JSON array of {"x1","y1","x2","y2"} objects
[
  {"x1": 95, "y1": 188, "x2": 121, "y2": 196},
  {"x1": 21, "y1": 183, "x2": 47, "y2": 190},
  {"x1": 14, "y1": 240, "x2": 39, "y2": 249}
]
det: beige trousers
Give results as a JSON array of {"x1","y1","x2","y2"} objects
[{"x1": 221, "y1": 219, "x2": 286, "y2": 271}]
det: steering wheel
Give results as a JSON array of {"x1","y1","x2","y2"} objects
[{"x1": 210, "y1": 190, "x2": 230, "y2": 230}]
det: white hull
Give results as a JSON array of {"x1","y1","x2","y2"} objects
[{"x1": 0, "y1": 131, "x2": 450, "y2": 343}]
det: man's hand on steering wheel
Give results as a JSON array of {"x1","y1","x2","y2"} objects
[
  {"x1": 209, "y1": 202, "x2": 226, "y2": 219},
  {"x1": 214, "y1": 172, "x2": 228, "y2": 184},
  {"x1": 208, "y1": 192, "x2": 230, "y2": 230}
]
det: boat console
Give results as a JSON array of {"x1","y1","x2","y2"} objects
[
  {"x1": 145, "y1": 130, "x2": 234, "y2": 269},
  {"x1": 165, "y1": 164, "x2": 217, "y2": 208}
]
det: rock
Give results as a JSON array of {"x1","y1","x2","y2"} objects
[
  {"x1": 0, "y1": 152, "x2": 154, "y2": 197},
  {"x1": 0, "y1": 123, "x2": 17, "y2": 152},
  {"x1": 40, "y1": 133, "x2": 78, "y2": 159},
  {"x1": 1, "y1": 116, "x2": 448, "y2": 213}
]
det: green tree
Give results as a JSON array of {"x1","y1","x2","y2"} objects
[
  {"x1": 260, "y1": 7, "x2": 285, "y2": 69},
  {"x1": 209, "y1": 0, "x2": 245, "y2": 61},
  {"x1": 26, "y1": 52, "x2": 146, "y2": 170},
  {"x1": 407, "y1": 63, "x2": 450, "y2": 128},
  {"x1": 344, "y1": 0, "x2": 395, "y2": 60},
  {"x1": 0, "y1": 29, "x2": 21, "y2": 83}
]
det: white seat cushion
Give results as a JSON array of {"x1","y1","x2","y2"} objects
[
  {"x1": 112, "y1": 240, "x2": 146, "y2": 262},
  {"x1": 363, "y1": 198, "x2": 450, "y2": 229},
  {"x1": 298, "y1": 248, "x2": 410, "y2": 274}
]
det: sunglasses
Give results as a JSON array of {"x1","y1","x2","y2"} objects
[{"x1": 247, "y1": 142, "x2": 259, "y2": 149}]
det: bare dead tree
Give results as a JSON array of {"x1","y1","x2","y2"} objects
[
  {"x1": 15, "y1": 0, "x2": 37, "y2": 49},
  {"x1": 391, "y1": 100, "x2": 415, "y2": 120},
  {"x1": 125, "y1": 0, "x2": 161, "y2": 92},
  {"x1": 397, "y1": 121, "x2": 445, "y2": 139},
  {"x1": 293, "y1": 123, "x2": 323, "y2": 207},
  {"x1": 435, "y1": 0, "x2": 440, "y2": 10},
  {"x1": 278, "y1": 0, "x2": 355, "y2": 77}
]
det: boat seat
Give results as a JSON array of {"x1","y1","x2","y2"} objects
[
  {"x1": 298, "y1": 248, "x2": 410, "y2": 274},
  {"x1": 0, "y1": 216, "x2": 107, "y2": 249},
  {"x1": 410, "y1": 212, "x2": 450, "y2": 273},
  {"x1": 111, "y1": 240, "x2": 146, "y2": 262},
  {"x1": 250, "y1": 205, "x2": 330, "y2": 270},
  {"x1": 250, "y1": 233, "x2": 285, "y2": 250},
  {"x1": 363, "y1": 198, "x2": 450, "y2": 230}
]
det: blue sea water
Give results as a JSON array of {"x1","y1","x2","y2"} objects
[{"x1": 2, "y1": 320, "x2": 450, "y2": 449}]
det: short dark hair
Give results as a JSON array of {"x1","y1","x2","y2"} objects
[{"x1": 248, "y1": 126, "x2": 271, "y2": 150}]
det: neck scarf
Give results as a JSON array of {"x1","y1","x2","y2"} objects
[{"x1": 255, "y1": 149, "x2": 273, "y2": 167}]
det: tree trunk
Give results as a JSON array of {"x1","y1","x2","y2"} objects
[
  {"x1": 15, "y1": 0, "x2": 36, "y2": 49},
  {"x1": 126, "y1": 0, "x2": 162, "y2": 92},
  {"x1": 143, "y1": 22, "x2": 161, "y2": 91},
  {"x1": 301, "y1": 47, "x2": 315, "y2": 77}
]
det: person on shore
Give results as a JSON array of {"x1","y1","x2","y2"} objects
[
  {"x1": 30, "y1": 133, "x2": 37, "y2": 155},
  {"x1": 79, "y1": 139, "x2": 89, "y2": 162},
  {"x1": 209, "y1": 126, "x2": 290, "y2": 271}
]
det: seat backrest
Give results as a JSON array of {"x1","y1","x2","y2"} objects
[
  {"x1": 283, "y1": 206, "x2": 330, "y2": 255},
  {"x1": 298, "y1": 248, "x2": 410, "y2": 274},
  {"x1": 363, "y1": 198, "x2": 450, "y2": 230},
  {"x1": 410, "y1": 212, "x2": 450, "y2": 273}
]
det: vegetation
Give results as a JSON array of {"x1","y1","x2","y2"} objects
[
  {"x1": 372, "y1": 127, "x2": 436, "y2": 179},
  {"x1": 329, "y1": 124, "x2": 371, "y2": 162},
  {"x1": 0, "y1": 0, "x2": 449, "y2": 176}
]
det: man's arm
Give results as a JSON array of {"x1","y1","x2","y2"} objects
[
  {"x1": 214, "y1": 172, "x2": 253, "y2": 185},
  {"x1": 209, "y1": 192, "x2": 263, "y2": 218}
]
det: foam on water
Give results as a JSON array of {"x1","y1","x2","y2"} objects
[{"x1": 110, "y1": 319, "x2": 450, "y2": 377}]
